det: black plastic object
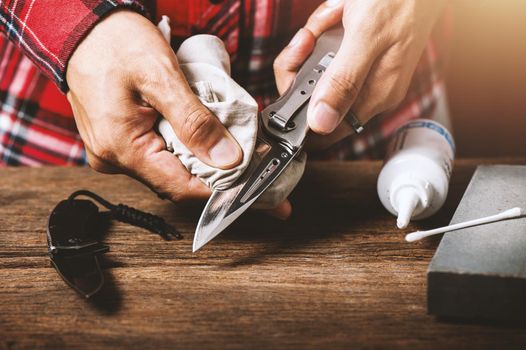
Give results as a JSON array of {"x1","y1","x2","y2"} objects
[
  {"x1": 46, "y1": 190, "x2": 180, "y2": 298},
  {"x1": 47, "y1": 199, "x2": 109, "y2": 298}
]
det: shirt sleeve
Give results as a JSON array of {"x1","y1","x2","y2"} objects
[{"x1": 0, "y1": 0, "x2": 147, "y2": 92}]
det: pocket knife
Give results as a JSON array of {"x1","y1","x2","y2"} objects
[{"x1": 193, "y1": 25, "x2": 361, "y2": 252}]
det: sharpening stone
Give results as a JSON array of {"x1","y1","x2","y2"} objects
[{"x1": 428, "y1": 165, "x2": 526, "y2": 321}]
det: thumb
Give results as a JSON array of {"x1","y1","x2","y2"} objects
[{"x1": 141, "y1": 65, "x2": 242, "y2": 170}]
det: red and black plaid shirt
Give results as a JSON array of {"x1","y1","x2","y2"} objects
[{"x1": 0, "y1": 0, "x2": 449, "y2": 166}]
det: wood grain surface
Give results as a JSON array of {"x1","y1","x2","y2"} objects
[{"x1": 1, "y1": 159, "x2": 526, "y2": 350}]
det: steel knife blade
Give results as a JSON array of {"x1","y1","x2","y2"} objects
[
  {"x1": 193, "y1": 131, "x2": 299, "y2": 252},
  {"x1": 192, "y1": 25, "x2": 345, "y2": 252}
]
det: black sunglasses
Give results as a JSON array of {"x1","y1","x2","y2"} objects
[{"x1": 46, "y1": 190, "x2": 180, "y2": 298}]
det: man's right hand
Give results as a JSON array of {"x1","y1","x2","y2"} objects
[{"x1": 66, "y1": 10, "x2": 242, "y2": 202}]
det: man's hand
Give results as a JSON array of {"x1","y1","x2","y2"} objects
[
  {"x1": 66, "y1": 10, "x2": 243, "y2": 202},
  {"x1": 67, "y1": 10, "x2": 292, "y2": 219},
  {"x1": 274, "y1": 0, "x2": 447, "y2": 137}
]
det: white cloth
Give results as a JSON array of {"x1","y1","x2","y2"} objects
[
  {"x1": 157, "y1": 32, "x2": 258, "y2": 191},
  {"x1": 157, "y1": 16, "x2": 306, "y2": 208}
]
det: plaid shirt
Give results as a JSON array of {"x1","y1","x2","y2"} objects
[{"x1": 0, "y1": 0, "x2": 449, "y2": 166}]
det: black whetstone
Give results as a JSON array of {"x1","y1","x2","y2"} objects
[{"x1": 428, "y1": 165, "x2": 526, "y2": 321}]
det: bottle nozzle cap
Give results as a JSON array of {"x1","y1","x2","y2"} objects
[{"x1": 394, "y1": 188, "x2": 421, "y2": 229}]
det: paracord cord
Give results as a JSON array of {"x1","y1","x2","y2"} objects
[{"x1": 68, "y1": 190, "x2": 181, "y2": 240}]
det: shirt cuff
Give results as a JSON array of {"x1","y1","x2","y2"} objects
[
  {"x1": 61, "y1": 1, "x2": 149, "y2": 92},
  {"x1": 0, "y1": 0, "x2": 147, "y2": 92}
]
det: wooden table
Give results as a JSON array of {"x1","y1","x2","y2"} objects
[{"x1": 1, "y1": 159, "x2": 526, "y2": 349}]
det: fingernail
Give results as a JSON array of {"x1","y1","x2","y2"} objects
[
  {"x1": 311, "y1": 102, "x2": 340, "y2": 134},
  {"x1": 288, "y1": 30, "x2": 302, "y2": 47},
  {"x1": 326, "y1": 0, "x2": 342, "y2": 6},
  {"x1": 209, "y1": 137, "x2": 240, "y2": 168}
]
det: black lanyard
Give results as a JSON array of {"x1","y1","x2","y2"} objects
[{"x1": 46, "y1": 190, "x2": 180, "y2": 298}]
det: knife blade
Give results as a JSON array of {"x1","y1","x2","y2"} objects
[
  {"x1": 192, "y1": 25, "x2": 346, "y2": 252},
  {"x1": 193, "y1": 130, "x2": 299, "y2": 252}
]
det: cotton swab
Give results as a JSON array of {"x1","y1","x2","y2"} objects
[{"x1": 405, "y1": 207, "x2": 524, "y2": 242}]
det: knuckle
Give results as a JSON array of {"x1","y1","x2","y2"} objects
[
  {"x1": 168, "y1": 193, "x2": 183, "y2": 202},
  {"x1": 273, "y1": 56, "x2": 283, "y2": 73},
  {"x1": 87, "y1": 157, "x2": 105, "y2": 172},
  {"x1": 157, "y1": 188, "x2": 181, "y2": 202},
  {"x1": 90, "y1": 142, "x2": 114, "y2": 163},
  {"x1": 156, "y1": 185, "x2": 187, "y2": 203},
  {"x1": 327, "y1": 72, "x2": 360, "y2": 102},
  {"x1": 152, "y1": 172, "x2": 203, "y2": 203},
  {"x1": 181, "y1": 105, "x2": 216, "y2": 146},
  {"x1": 86, "y1": 153, "x2": 113, "y2": 174},
  {"x1": 169, "y1": 190, "x2": 188, "y2": 203}
]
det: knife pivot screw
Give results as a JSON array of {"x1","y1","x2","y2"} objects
[
  {"x1": 308, "y1": 79, "x2": 316, "y2": 85},
  {"x1": 281, "y1": 152, "x2": 288, "y2": 158},
  {"x1": 300, "y1": 90, "x2": 306, "y2": 95}
]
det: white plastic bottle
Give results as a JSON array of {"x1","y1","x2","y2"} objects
[{"x1": 377, "y1": 119, "x2": 455, "y2": 229}]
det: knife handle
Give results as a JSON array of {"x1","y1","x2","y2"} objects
[{"x1": 261, "y1": 25, "x2": 345, "y2": 150}]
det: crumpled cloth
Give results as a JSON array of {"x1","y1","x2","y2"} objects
[
  {"x1": 156, "y1": 16, "x2": 306, "y2": 209},
  {"x1": 157, "y1": 18, "x2": 257, "y2": 191}
]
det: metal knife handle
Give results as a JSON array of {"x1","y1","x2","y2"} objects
[{"x1": 261, "y1": 25, "x2": 344, "y2": 150}]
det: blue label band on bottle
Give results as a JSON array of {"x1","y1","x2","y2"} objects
[{"x1": 399, "y1": 120, "x2": 456, "y2": 153}]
